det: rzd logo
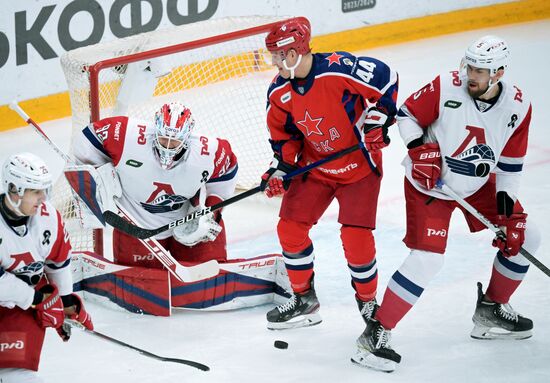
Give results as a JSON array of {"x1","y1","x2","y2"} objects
[
  {"x1": 427, "y1": 228, "x2": 447, "y2": 237},
  {"x1": 0, "y1": 340, "x2": 24, "y2": 352},
  {"x1": 133, "y1": 254, "x2": 155, "y2": 262}
]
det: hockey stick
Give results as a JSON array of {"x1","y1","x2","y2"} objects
[
  {"x1": 436, "y1": 180, "x2": 550, "y2": 276},
  {"x1": 104, "y1": 143, "x2": 364, "y2": 239},
  {"x1": 9, "y1": 101, "x2": 219, "y2": 283},
  {"x1": 65, "y1": 320, "x2": 210, "y2": 371}
]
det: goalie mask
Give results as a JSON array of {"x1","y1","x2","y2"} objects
[
  {"x1": 265, "y1": 17, "x2": 311, "y2": 79},
  {"x1": 2, "y1": 152, "x2": 53, "y2": 214},
  {"x1": 460, "y1": 35, "x2": 510, "y2": 90},
  {"x1": 153, "y1": 102, "x2": 195, "y2": 169}
]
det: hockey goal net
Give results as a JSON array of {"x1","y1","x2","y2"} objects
[{"x1": 53, "y1": 16, "x2": 289, "y2": 255}]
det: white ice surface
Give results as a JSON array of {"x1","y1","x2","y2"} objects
[{"x1": 1, "y1": 20, "x2": 549, "y2": 383}]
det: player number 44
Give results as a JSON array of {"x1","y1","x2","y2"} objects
[{"x1": 356, "y1": 60, "x2": 377, "y2": 83}]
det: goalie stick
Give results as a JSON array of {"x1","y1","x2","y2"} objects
[
  {"x1": 103, "y1": 143, "x2": 364, "y2": 239},
  {"x1": 9, "y1": 101, "x2": 220, "y2": 283},
  {"x1": 65, "y1": 320, "x2": 210, "y2": 371},
  {"x1": 436, "y1": 180, "x2": 550, "y2": 277}
]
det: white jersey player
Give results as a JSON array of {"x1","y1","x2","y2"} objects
[
  {"x1": 0, "y1": 153, "x2": 92, "y2": 383},
  {"x1": 351, "y1": 36, "x2": 542, "y2": 372},
  {"x1": 72, "y1": 102, "x2": 238, "y2": 267}
]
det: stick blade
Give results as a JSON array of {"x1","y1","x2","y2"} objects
[{"x1": 174, "y1": 260, "x2": 220, "y2": 282}]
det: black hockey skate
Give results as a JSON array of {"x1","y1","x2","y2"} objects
[
  {"x1": 356, "y1": 296, "x2": 378, "y2": 324},
  {"x1": 351, "y1": 319, "x2": 401, "y2": 372},
  {"x1": 471, "y1": 282, "x2": 533, "y2": 340},
  {"x1": 266, "y1": 285, "x2": 321, "y2": 330}
]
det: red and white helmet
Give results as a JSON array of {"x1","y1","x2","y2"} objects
[
  {"x1": 265, "y1": 17, "x2": 311, "y2": 56},
  {"x1": 462, "y1": 35, "x2": 510, "y2": 76},
  {"x1": 2, "y1": 152, "x2": 52, "y2": 212},
  {"x1": 153, "y1": 102, "x2": 195, "y2": 169},
  {"x1": 265, "y1": 17, "x2": 312, "y2": 79}
]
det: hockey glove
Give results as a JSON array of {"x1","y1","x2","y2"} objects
[
  {"x1": 173, "y1": 194, "x2": 222, "y2": 247},
  {"x1": 66, "y1": 293, "x2": 93, "y2": 329},
  {"x1": 260, "y1": 155, "x2": 297, "y2": 198},
  {"x1": 362, "y1": 108, "x2": 391, "y2": 151},
  {"x1": 492, "y1": 213, "x2": 527, "y2": 257},
  {"x1": 33, "y1": 284, "x2": 65, "y2": 329},
  {"x1": 56, "y1": 293, "x2": 93, "y2": 341},
  {"x1": 408, "y1": 143, "x2": 442, "y2": 190}
]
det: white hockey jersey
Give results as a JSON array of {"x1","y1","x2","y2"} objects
[
  {"x1": 73, "y1": 116, "x2": 238, "y2": 239},
  {"x1": 0, "y1": 200, "x2": 73, "y2": 310},
  {"x1": 398, "y1": 71, "x2": 531, "y2": 200}
]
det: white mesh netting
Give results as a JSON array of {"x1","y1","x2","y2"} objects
[{"x1": 52, "y1": 16, "x2": 287, "y2": 254}]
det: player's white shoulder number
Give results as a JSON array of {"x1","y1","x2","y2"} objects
[{"x1": 356, "y1": 60, "x2": 377, "y2": 83}]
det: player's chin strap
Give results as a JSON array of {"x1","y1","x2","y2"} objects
[
  {"x1": 4, "y1": 192, "x2": 25, "y2": 216},
  {"x1": 435, "y1": 180, "x2": 549, "y2": 277},
  {"x1": 283, "y1": 54, "x2": 302, "y2": 79}
]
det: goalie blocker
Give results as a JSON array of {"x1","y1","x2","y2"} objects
[{"x1": 71, "y1": 252, "x2": 291, "y2": 316}]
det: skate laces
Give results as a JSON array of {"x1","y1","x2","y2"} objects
[
  {"x1": 360, "y1": 300, "x2": 376, "y2": 318},
  {"x1": 497, "y1": 304, "x2": 519, "y2": 322},
  {"x1": 278, "y1": 295, "x2": 298, "y2": 313},
  {"x1": 374, "y1": 323, "x2": 392, "y2": 349}
]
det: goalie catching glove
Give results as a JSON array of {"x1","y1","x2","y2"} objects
[
  {"x1": 173, "y1": 190, "x2": 222, "y2": 246},
  {"x1": 260, "y1": 155, "x2": 297, "y2": 198}
]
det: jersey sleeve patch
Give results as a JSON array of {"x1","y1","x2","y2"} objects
[{"x1": 501, "y1": 104, "x2": 531, "y2": 159}]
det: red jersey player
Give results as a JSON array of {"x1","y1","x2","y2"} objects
[
  {"x1": 353, "y1": 36, "x2": 541, "y2": 372},
  {"x1": 0, "y1": 153, "x2": 92, "y2": 382},
  {"x1": 259, "y1": 17, "x2": 399, "y2": 334}
]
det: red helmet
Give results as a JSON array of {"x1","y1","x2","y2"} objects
[{"x1": 265, "y1": 17, "x2": 311, "y2": 55}]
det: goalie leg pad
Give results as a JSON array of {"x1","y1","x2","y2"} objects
[
  {"x1": 171, "y1": 254, "x2": 289, "y2": 310},
  {"x1": 72, "y1": 252, "x2": 171, "y2": 316}
]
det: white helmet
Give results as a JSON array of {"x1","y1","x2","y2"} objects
[
  {"x1": 153, "y1": 102, "x2": 195, "y2": 169},
  {"x1": 462, "y1": 35, "x2": 510, "y2": 76},
  {"x1": 2, "y1": 152, "x2": 52, "y2": 212}
]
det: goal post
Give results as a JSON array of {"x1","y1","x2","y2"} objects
[{"x1": 53, "y1": 16, "x2": 291, "y2": 255}]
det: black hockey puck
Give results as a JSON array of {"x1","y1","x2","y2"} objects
[{"x1": 274, "y1": 340, "x2": 288, "y2": 349}]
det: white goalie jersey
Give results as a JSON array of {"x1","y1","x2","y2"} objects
[
  {"x1": 72, "y1": 116, "x2": 238, "y2": 239},
  {"x1": 398, "y1": 71, "x2": 532, "y2": 200}
]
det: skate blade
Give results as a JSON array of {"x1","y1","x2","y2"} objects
[
  {"x1": 351, "y1": 349, "x2": 396, "y2": 373},
  {"x1": 267, "y1": 313, "x2": 322, "y2": 330},
  {"x1": 470, "y1": 325, "x2": 532, "y2": 340}
]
